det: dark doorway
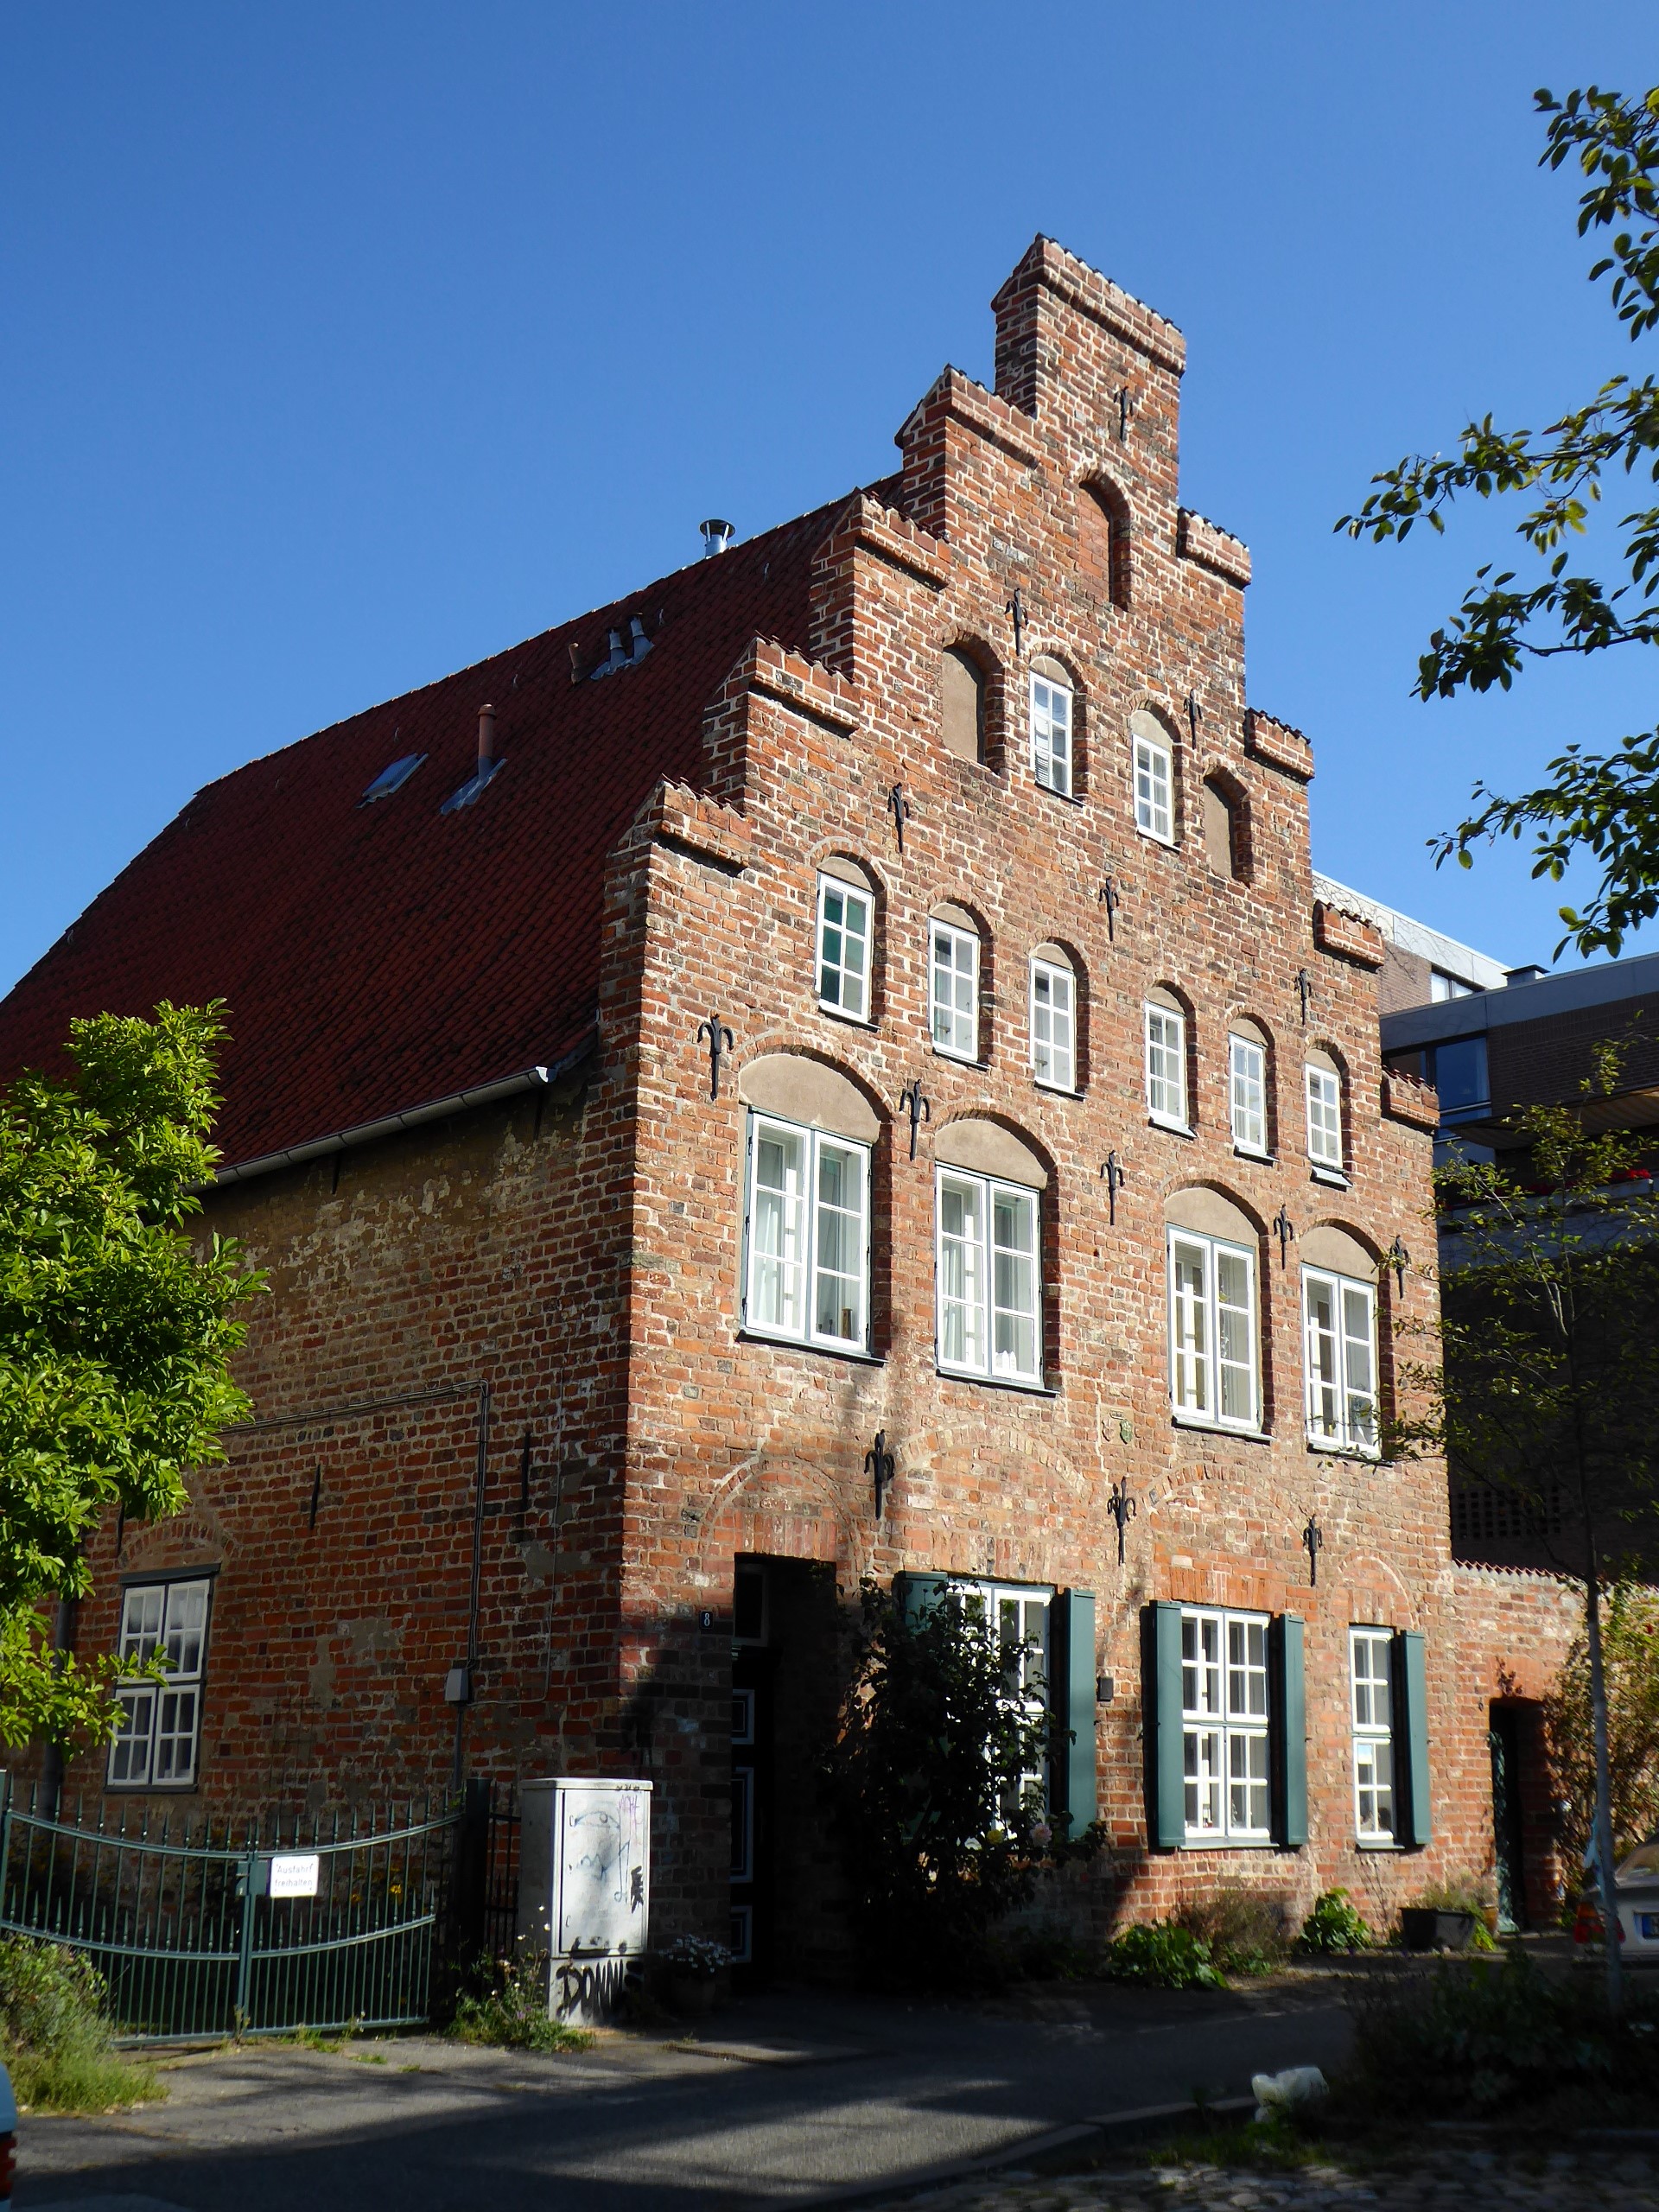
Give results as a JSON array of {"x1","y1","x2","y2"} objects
[
  {"x1": 728, "y1": 1554, "x2": 842, "y2": 1980},
  {"x1": 1490, "y1": 1704, "x2": 1529, "y2": 1932}
]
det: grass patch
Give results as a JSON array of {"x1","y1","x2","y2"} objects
[
  {"x1": 1149, "y1": 2117, "x2": 1334, "y2": 2174},
  {"x1": 448, "y1": 1952, "x2": 594, "y2": 2054},
  {"x1": 0, "y1": 1936, "x2": 159, "y2": 2112}
]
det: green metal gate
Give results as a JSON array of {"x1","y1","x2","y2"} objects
[{"x1": 0, "y1": 1778, "x2": 462, "y2": 2043}]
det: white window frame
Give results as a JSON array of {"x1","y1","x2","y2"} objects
[
  {"x1": 107, "y1": 1577, "x2": 212, "y2": 1789},
  {"x1": 1145, "y1": 1002, "x2": 1189, "y2": 1131},
  {"x1": 1229, "y1": 1033, "x2": 1268, "y2": 1157},
  {"x1": 1030, "y1": 671, "x2": 1073, "y2": 798},
  {"x1": 1350, "y1": 1627, "x2": 1397, "y2": 1843},
  {"x1": 1303, "y1": 1265, "x2": 1379, "y2": 1455},
  {"x1": 930, "y1": 920, "x2": 980, "y2": 1063},
  {"x1": 1167, "y1": 1227, "x2": 1260, "y2": 1433},
  {"x1": 1134, "y1": 732, "x2": 1174, "y2": 844},
  {"x1": 955, "y1": 1580, "x2": 1054, "y2": 1815},
  {"x1": 743, "y1": 1112, "x2": 871, "y2": 1354},
  {"x1": 1030, "y1": 957, "x2": 1077, "y2": 1093},
  {"x1": 815, "y1": 874, "x2": 872, "y2": 1022},
  {"x1": 935, "y1": 1166, "x2": 1043, "y2": 1387},
  {"x1": 1180, "y1": 1605, "x2": 1271, "y2": 1843},
  {"x1": 1305, "y1": 1063, "x2": 1344, "y2": 1173}
]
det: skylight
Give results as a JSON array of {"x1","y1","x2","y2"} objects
[{"x1": 362, "y1": 753, "x2": 425, "y2": 803}]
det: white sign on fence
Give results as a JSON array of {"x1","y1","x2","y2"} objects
[{"x1": 268, "y1": 1853, "x2": 321, "y2": 1899}]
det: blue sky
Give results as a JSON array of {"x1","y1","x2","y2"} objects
[{"x1": 3, "y1": 3, "x2": 1657, "y2": 996}]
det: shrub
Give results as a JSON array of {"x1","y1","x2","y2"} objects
[
  {"x1": 823, "y1": 1580, "x2": 1101, "y2": 1988},
  {"x1": 1173, "y1": 1887, "x2": 1292, "y2": 1975},
  {"x1": 448, "y1": 1948, "x2": 594, "y2": 2053},
  {"x1": 1104, "y1": 1921, "x2": 1227, "y2": 1990},
  {"x1": 1299, "y1": 1888, "x2": 1372, "y2": 1955},
  {"x1": 1341, "y1": 1950, "x2": 1659, "y2": 2120},
  {"x1": 0, "y1": 1936, "x2": 157, "y2": 2111}
]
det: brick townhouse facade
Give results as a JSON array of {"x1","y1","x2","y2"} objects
[{"x1": 0, "y1": 238, "x2": 1580, "y2": 1963}]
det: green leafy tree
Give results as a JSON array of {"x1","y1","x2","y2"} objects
[
  {"x1": 1342, "y1": 86, "x2": 1659, "y2": 957},
  {"x1": 0, "y1": 1002, "x2": 261, "y2": 1749},
  {"x1": 823, "y1": 1581, "x2": 1089, "y2": 1985},
  {"x1": 1543, "y1": 1583, "x2": 1659, "y2": 1865},
  {"x1": 1391, "y1": 1052, "x2": 1659, "y2": 2011}
]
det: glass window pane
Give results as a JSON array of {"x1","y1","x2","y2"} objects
[
  {"x1": 108, "y1": 1687, "x2": 154, "y2": 1785},
  {"x1": 938, "y1": 1174, "x2": 986, "y2": 1371},
  {"x1": 1343, "y1": 1283, "x2": 1376, "y2": 1447},
  {"x1": 817, "y1": 880, "x2": 870, "y2": 1017},
  {"x1": 991, "y1": 1186, "x2": 1039, "y2": 1379},
  {"x1": 1147, "y1": 1007, "x2": 1185, "y2": 1123},
  {"x1": 1032, "y1": 962, "x2": 1074, "y2": 1090},
  {"x1": 1306, "y1": 1066, "x2": 1343, "y2": 1166},
  {"x1": 1032, "y1": 676, "x2": 1072, "y2": 797},
  {"x1": 1304, "y1": 1272, "x2": 1339, "y2": 1437},
  {"x1": 1216, "y1": 1247, "x2": 1255, "y2": 1427},
  {"x1": 1230, "y1": 1035, "x2": 1265, "y2": 1152},
  {"x1": 1170, "y1": 1236, "x2": 1209, "y2": 1414},
  {"x1": 931, "y1": 925, "x2": 978, "y2": 1058},
  {"x1": 751, "y1": 1123, "x2": 807, "y2": 1335},
  {"x1": 1135, "y1": 738, "x2": 1172, "y2": 841},
  {"x1": 813, "y1": 1140, "x2": 866, "y2": 1344}
]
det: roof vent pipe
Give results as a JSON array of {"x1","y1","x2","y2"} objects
[
  {"x1": 477, "y1": 704, "x2": 496, "y2": 771},
  {"x1": 700, "y1": 518, "x2": 735, "y2": 558}
]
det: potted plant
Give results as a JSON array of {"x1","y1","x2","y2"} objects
[
  {"x1": 1398, "y1": 1873, "x2": 1493, "y2": 1952},
  {"x1": 658, "y1": 1935, "x2": 732, "y2": 2018}
]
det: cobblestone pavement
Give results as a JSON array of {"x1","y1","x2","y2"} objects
[{"x1": 860, "y1": 2145, "x2": 1659, "y2": 2212}]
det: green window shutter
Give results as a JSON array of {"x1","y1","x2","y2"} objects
[
  {"x1": 1271, "y1": 1613, "x2": 1307, "y2": 1848},
  {"x1": 1145, "y1": 1601, "x2": 1185, "y2": 1850},
  {"x1": 1049, "y1": 1589, "x2": 1096, "y2": 1834},
  {"x1": 1395, "y1": 1629, "x2": 1432, "y2": 1847},
  {"x1": 894, "y1": 1573, "x2": 949, "y2": 1626}
]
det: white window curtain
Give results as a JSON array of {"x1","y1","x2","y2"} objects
[
  {"x1": 1134, "y1": 734, "x2": 1173, "y2": 842},
  {"x1": 1030, "y1": 673, "x2": 1073, "y2": 797},
  {"x1": 1181, "y1": 1607, "x2": 1270, "y2": 1840},
  {"x1": 1303, "y1": 1266, "x2": 1378, "y2": 1452},
  {"x1": 1305, "y1": 1064, "x2": 1344, "y2": 1170},
  {"x1": 1145, "y1": 1003, "x2": 1187, "y2": 1128},
  {"x1": 931, "y1": 921, "x2": 980, "y2": 1060},
  {"x1": 937, "y1": 1167, "x2": 1041, "y2": 1384},
  {"x1": 1030, "y1": 958, "x2": 1076, "y2": 1091},
  {"x1": 1350, "y1": 1626, "x2": 1396, "y2": 1840},
  {"x1": 745, "y1": 1113, "x2": 870, "y2": 1351},
  {"x1": 816, "y1": 875, "x2": 871, "y2": 1020},
  {"x1": 1229, "y1": 1033, "x2": 1267, "y2": 1154},
  {"x1": 108, "y1": 1580, "x2": 211, "y2": 1788},
  {"x1": 1167, "y1": 1227, "x2": 1258, "y2": 1431}
]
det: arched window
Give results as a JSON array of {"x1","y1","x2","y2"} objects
[
  {"x1": 1145, "y1": 986, "x2": 1191, "y2": 1132},
  {"x1": 940, "y1": 647, "x2": 988, "y2": 766},
  {"x1": 736, "y1": 1058, "x2": 879, "y2": 1356},
  {"x1": 814, "y1": 856, "x2": 877, "y2": 1023},
  {"x1": 1227, "y1": 1016, "x2": 1273, "y2": 1158},
  {"x1": 1029, "y1": 943, "x2": 1081, "y2": 1094},
  {"x1": 1164, "y1": 1187, "x2": 1262, "y2": 1433},
  {"x1": 929, "y1": 902, "x2": 983, "y2": 1064},
  {"x1": 1300, "y1": 1227, "x2": 1378, "y2": 1456},
  {"x1": 1305, "y1": 1047, "x2": 1346, "y2": 1179},
  {"x1": 1029, "y1": 658, "x2": 1075, "y2": 799},
  {"x1": 1130, "y1": 709, "x2": 1176, "y2": 845},
  {"x1": 934, "y1": 1120, "x2": 1047, "y2": 1387}
]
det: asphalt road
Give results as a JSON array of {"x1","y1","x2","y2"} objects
[{"x1": 20, "y1": 1976, "x2": 1354, "y2": 2211}]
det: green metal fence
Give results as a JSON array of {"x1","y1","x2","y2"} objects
[{"x1": 0, "y1": 1778, "x2": 463, "y2": 2043}]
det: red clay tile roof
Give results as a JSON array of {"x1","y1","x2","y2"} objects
[{"x1": 0, "y1": 490, "x2": 870, "y2": 1170}]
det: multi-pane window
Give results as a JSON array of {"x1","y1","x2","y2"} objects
[
  {"x1": 930, "y1": 921, "x2": 980, "y2": 1061},
  {"x1": 1134, "y1": 733, "x2": 1173, "y2": 843},
  {"x1": 1350, "y1": 1628, "x2": 1396, "y2": 1841},
  {"x1": 1305, "y1": 1064, "x2": 1344, "y2": 1172},
  {"x1": 937, "y1": 1167, "x2": 1041, "y2": 1385},
  {"x1": 816, "y1": 874, "x2": 871, "y2": 1020},
  {"x1": 1030, "y1": 672, "x2": 1073, "y2": 797},
  {"x1": 1181, "y1": 1607, "x2": 1270, "y2": 1840},
  {"x1": 1303, "y1": 1267, "x2": 1378, "y2": 1453},
  {"x1": 745, "y1": 1114, "x2": 869, "y2": 1352},
  {"x1": 108, "y1": 1579, "x2": 211, "y2": 1788},
  {"x1": 1229, "y1": 1033, "x2": 1268, "y2": 1155},
  {"x1": 1168, "y1": 1229, "x2": 1259, "y2": 1431},
  {"x1": 1030, "y1": 958, "x2": 1076, "y2": 1092},
  {"x1": 1145, "y1": 1002, "x2": 1188, "y2": 1128}
]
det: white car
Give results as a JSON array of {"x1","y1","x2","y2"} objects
[{"x1": 1576, "y1": 1838, "x2": 1659, "y2": 1961}]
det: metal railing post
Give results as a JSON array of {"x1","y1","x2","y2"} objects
[{"x1": 235, "y1": 1847, "x2": 258, "y2": 2031}]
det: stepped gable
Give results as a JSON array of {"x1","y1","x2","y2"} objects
[{"x1": 0, "y1": 491, "x2": 871, "y2": 1172}]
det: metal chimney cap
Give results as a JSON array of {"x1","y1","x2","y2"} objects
[{"x1": 700, "y1": 518, "x2": 735, "y2": 556}]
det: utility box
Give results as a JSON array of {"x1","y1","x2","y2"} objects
[{"x1": 515, "y1": 1777, "x2": 652, "y2": 2024}]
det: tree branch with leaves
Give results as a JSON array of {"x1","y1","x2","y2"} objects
[{"x1": 1342, "y1": 86, "x2": 1659, "y2": 957}]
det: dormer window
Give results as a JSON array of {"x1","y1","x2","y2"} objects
[{"x1": 1029, "y1": 664, "x2": 1073, "y2": 798}]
